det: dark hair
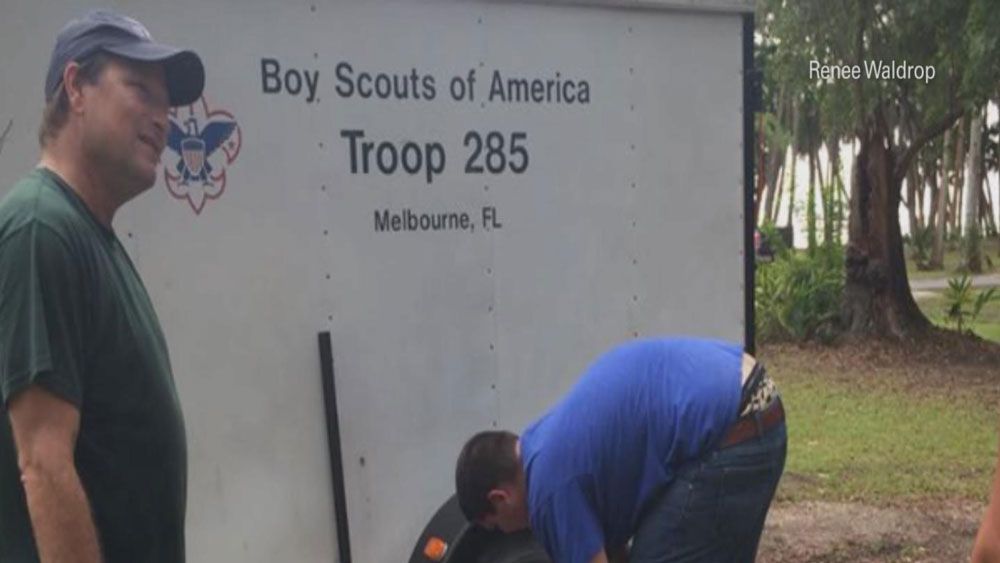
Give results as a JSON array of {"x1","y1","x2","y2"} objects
[
  {"x1": 455, "y1": 430, "x2": 520, "y2": 522},
  {"x1": 38, "y1": 52, "x2": 111, "y2": 147}
]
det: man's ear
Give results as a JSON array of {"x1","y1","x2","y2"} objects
[
  {"x1": 62, "y1": 62, "x2": 88, "y2": 114},
  {"x1": 486, "y1": 488, "x2": 509, "y2": 507}
]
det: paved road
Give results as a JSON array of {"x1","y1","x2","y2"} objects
[{"x1": 910, "y1": 273, "x2": 1000, "y2": 291}]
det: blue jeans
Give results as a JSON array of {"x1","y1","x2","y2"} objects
[{"x1": 628, "y1": 420, "x2": 787, "y2": 562}]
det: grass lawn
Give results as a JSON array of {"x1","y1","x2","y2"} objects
[
  {"x1": 915, "y1": 292, "x2": 1000, "y2": 344},
  {"x1": 761, "y1": 344, "x2": 1000, "y2": 504},
  {"x1": 752, "y1": 239, "x2": 1000, "y2": 507},
  {"x1": 905, "y1": 238, "x2": 999, "y2": 281},
  {"x1": 978, "y1": 323, "x2": 1000, "y2": 342}
]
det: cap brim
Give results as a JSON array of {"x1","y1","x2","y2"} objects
[{"x1": 104, "y1": 42, "x2": 204, "y2": 107}]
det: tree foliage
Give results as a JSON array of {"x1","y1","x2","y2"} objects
[
  {"x1": 756, "y1": 0, "x2": 1000, "y2": 338},
  {"x1": 758, "y1": 0, "x2": 1000, "y2": 138}
]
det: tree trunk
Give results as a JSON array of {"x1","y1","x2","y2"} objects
[
  {"x1": 914, "y1": 155, "x2": 926, "y2": 233},
  {"x1": 786, "y1": 101, "x2": 799, "y2": 229},
  {"x1": 952, "y1": 115, "x2": 967, "y2": 235},
  {"x1": 924, "y1": 171, "x2": 938, "y2": 265},
  {"x1": 755, "y1": 113, "x2": 766, "y2": 224},
  {"x1": 761, "y1": 149, "x2": 783, "y2": 225},
  {"x1": 822, "y1": 142, "x2": 834, "y2": 246},
  {"x1": 929, "y1": 128, "x2": 951, "y2": 269},
  {"x1": 763, "y1": 136, "x2": 786, "y2": 226},
  {"x1": 763, "y1": 91, "x2": 790, "y2": 226},
  {"x1": 962, "y1": 106, "x2": 984, "y2": 273},
  {"x1": 830, "y1": 141, "x2": 846, "y2": 245},
  {"x1": 996, "y1": 97, "x2": 1000, "y2": 255},
  {"x1": 807, "y1": 148, "x2": 817, "y2": 252},
  {"x1": 842, "y1": 110, "x2": 930, "y2": 337},
  {"x1": 926, "y1": 153, "x2": 939, "y2": 235},
  {"x1": 982, "y1": 177, "x2": 997, "y2": 237},
  {"x1": 906, "y1": 166, "x2": 920, "y2": 239},
  {"x1": 770, "y1": 159, "x2": 785, "y2": 225}
]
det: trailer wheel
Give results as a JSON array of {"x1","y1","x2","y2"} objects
[{"x1": 476, "y1": 531, "x2": 550, "y2": 563}]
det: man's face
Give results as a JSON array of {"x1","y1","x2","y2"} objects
[
  {"x1": 78, "y1": 56, "x2": 169, "y2": 198},
  {"x1": 478, "y1": 485, "x2": 530, "y2": 533}
]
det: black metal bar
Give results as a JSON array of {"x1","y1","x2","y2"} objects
[
  {"x1": 742, "y1": 13, "x2": 757, "y2": 355},
  {"x1": 318, "y1": 331, "x2": 352, "y2": 563}
]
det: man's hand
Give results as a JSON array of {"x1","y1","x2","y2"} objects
[
  {"x1": 590, "y1": 543, "x2": 629, "y2": 563},
  {"x1": 972, "y1": 443, "x2": 1000, "y2": 563},
  {"x1": 973, "y1": 518, "x2": 1000, "y2": 563},
  {"x1": 8, "y1": 385, "x2": 102, "y2": 563},
  {"x1": 607, "y1": 544, "x2": 629, "y2": 563}
]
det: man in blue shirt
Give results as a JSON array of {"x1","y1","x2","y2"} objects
[{"x1": 455, "y1": 337, "x2": 786, "y2": 563}]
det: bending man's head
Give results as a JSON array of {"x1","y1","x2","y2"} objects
[{"x1": 455, "y1": 430, "x2": 530, "y2": 533}]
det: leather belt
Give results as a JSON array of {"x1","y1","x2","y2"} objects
[{"x1": 720, "y1": 397, "x2": 784, "y2": 449}]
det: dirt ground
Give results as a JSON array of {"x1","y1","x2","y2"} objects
[
  {"x1": 754, "y1": 333, "x2": 1000, "y2": 563},
  {"x1": 758, "y1": 499, "x2": 983, "y2": 562}
]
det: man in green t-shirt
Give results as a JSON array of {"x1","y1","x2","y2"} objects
[{"x1": 0, "y1": 10, "x2": 204, "y2": 563}]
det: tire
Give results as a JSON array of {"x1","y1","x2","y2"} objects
[{"x1": 476, "y1": 531, "x2": 551, "y2": 563}]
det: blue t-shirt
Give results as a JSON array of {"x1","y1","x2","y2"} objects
[{"x1": 519, "y1": 337, "x2": 742, "y2": 563}]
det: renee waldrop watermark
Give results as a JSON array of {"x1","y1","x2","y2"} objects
[{"x1": 809, "y1": 60, "x2": 936, "y2": 84}]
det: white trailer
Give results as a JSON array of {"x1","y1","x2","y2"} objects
[{"x1": 0, "y1": 1, "x2": 756, "y2": 561}]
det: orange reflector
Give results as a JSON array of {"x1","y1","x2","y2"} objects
[{"x1": 423, "y1": 536, "x2": 448, "y2": 561}]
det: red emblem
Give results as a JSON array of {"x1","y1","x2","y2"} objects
[{"x1": 164, "y1": 96, "x2": 242, "y2": 214}]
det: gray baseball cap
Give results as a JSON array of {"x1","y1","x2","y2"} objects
[{"x1": 45, "y1": 10, "x2": 204, "y2": 107}]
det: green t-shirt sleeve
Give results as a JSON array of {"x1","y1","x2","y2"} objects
[{"x1": 0, "y1": 221, "x2": 85, "y2": 408}]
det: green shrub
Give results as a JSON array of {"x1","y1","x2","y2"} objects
[
  {"x1": 943, "y1": 274, "x2": 998, "y2": 334},
  {"x1": 906, "y1": 225, "x2": 934, "y2": 266},
  {"x1": 758, "y1": 222, "x2": 791, "y2": 259},
  {"x1": 756, "y1": 246, "x2": 844, "y2": 342}
]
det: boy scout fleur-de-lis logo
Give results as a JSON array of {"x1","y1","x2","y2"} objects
[{"x1": 164, "y1": 97, "x2": 242, "y2": 215}]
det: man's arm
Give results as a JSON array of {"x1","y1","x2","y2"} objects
[
  {"x1": 8, "y1": 385, "x2": 102, "y2": 563},
  {"x1": 974, "y1": 445, "x2": 1000, "y2": 563},
  {"x1": 589, "y1": 549, "x2": 608, "y2": 563}
]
